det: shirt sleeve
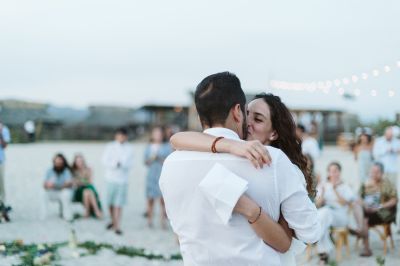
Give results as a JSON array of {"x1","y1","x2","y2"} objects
[
  {"x1": 340, "y1": 185, "x2": 356, "y2": 202},
  {"x1": 120, "y1": 146, "x2": 133, "y2": 169},
  {"x1": 102, "y1": 144, "x2": 117, "y2": 168},
  {"x1": 44, "y1": 169, "x2": 52, "y2": 181},
  {"x1": 276, "y1": 152, "x2": 321, "y2": 243},
  {"x1": 64, "y1": 169, "x2": 72, "y2": 181},
  {"x1": 373, "y1": 139, "x2": 386, "y2": 159},
  {"x1": 2, "y1": 127, "x2": 11, "y2": 143}
]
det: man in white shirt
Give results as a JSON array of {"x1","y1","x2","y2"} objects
[
  {"x1": 0, "y1": 121, "x2": 11, "y2": 205},
  {"x1": 296, "y1": 124, "x2": 320, "y2": 162},
  {"x1": 373, "y1": 126, "x2": 400, "y2": 230},
  {"x1": 160, "y1": 72, "x2": 320, "y2": 266},
  {"x1": 102, "y1": 127, "x2": 133, "y2": 235}
]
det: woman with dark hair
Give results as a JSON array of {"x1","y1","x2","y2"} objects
[
  {"x1": 354, "y1": 132, "x2": 373, "y2": 183},
  {"x1": 42, "y1": 153, "x2": 73, "y2": 220},
  {"x1": 170, "y1": 93, "x2": 315, "y2": 263},
  {"x1": 314, "y1": 162, "x2": 358, "y2": 263},
  {"x1": 144, "y1": 126, "x2": 173, "y2": 228},
  {"x1": 71, "y1": 154, "x2": 102, "y2": 219}
]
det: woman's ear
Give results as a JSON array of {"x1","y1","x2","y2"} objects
[{"x1": 269, "y1": 130, "x2": 278, "y2": 141}]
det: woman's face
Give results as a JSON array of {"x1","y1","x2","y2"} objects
[
  {"x1": 74, "y1": 156, "x2": 84, "y2": 169},
  {"x1": 328, "y1": 164, "x2": 341, "y2": 183},
  {"x1": 54, "y1": 157, "x2": 64, "y2": 168},
  {"x1": 151, "y1": 127, "x2": 163, "y2": 143},
  {"x1": 359, "y1": 134, "x2": 369, "y2": 144},
  {"x1": 246, "y1": 98, "x2": 275, "y2": 145}
]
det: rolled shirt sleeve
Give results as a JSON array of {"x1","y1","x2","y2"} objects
[{"x1": 276, "y1": 151, "x2": 321, "y2": 244}]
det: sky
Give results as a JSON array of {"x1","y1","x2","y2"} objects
[{"x1": 1, "y1": 0, "x2": 400, "y2": 122}]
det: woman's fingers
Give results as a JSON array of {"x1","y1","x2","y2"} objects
[
  {"x1": 246, "y1": 148, "x2": 264, "y2": 169},
  {"x1": 245, "y1": 151, "x2": 261, "y2": 168},
  {"x1": 252, "y1": 142, "x2": 271, "y2": 166}
]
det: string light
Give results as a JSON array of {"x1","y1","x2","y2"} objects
[
  {"x1": 334, "y1": 79, "x2": 341, "y2": 87},
  {"x1": 268, "y1": 60, "x2": 399, "y2": 97}
]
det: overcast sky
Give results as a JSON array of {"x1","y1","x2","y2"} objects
[{"x1": 1, "y1": 0, "x2": 399, "y2": 122}]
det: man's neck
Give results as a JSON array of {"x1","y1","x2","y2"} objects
[{"x1": 204, "y1": 124, "x2": 238, "y2": 136}]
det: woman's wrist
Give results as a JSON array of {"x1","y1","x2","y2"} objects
[{"x1": 215, "y1": 138, "x2": 231, "y2": 153}]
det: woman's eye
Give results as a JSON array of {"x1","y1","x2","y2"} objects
[{"x1": 255, "y1": 119, "x2": 262, "y2": 123}]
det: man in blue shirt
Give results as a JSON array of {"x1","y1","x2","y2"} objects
[{"x1": 0, "y1": 121, "x2": 11, "y2": 204}]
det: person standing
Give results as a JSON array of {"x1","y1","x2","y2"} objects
[
  {"x1": 144, "y1": 126, "x2": 172, "y2": 228},
  {"x1": 0, "y1": 121, "x2": 11, "y2": 205},
  {"x1": 102, "y1": 128, "x2": 133, "y2": 235},
  {"x1": 373, "y1": 126, "x2": 400, "y2": 231},
  {"x1": 160, "y1": 72, "x2": 320, "y2": 265},
  {"x1": 24, "y1": 120, "x2": 36, "y2": 142},
  {"x1": 296, "y1": 124, "x2": 320, "y2": 162},
  {"x1": 354, "y1": 132, "x2": 373, "y2": 184}
]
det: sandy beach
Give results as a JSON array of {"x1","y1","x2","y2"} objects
[{"x1": 0, "y1": 142, "x2": 399, "y2": 265}]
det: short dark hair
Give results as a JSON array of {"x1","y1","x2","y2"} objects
[
  {"x1": 328, "y1": 161, "x2": 342, "y2": 172},
  {"x1": 297, "y1": 124, "x2": 306, "y2": 133},
  {"x1": 372, "y1": 161, "x2": 384, "y2": 173},
  {"x1": 115, "y1": 127, "x2": 128, "y2": 136},
  {"x1": 194, "y1": 72, "x2": 246, "y2": 128}
]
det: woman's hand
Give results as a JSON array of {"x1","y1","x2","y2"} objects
[{"x1": 227, "y1": 140, "x2": 272, "y2": 168}]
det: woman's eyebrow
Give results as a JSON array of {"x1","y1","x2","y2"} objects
[{"x1": 253, "y1": 112, "x2": 267, "y2": 119}]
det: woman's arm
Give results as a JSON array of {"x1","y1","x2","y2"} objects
[
  {"x1": 170, "y1": 132, "x2": 271, "y2": 168},
  {"x1": 234, "y1": 195, "x2": 292, "y2": 253}
]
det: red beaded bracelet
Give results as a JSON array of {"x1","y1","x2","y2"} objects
[{"x1": 211, "y1": 136, "x2": 224, "y2": 153}]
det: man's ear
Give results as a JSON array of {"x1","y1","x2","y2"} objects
[
  {"x1": 232, "y1": 104, "x2": 242, "y2": 123},
  {"x1": 270, "y1": 130, "x2": 278, "y2": 141}
]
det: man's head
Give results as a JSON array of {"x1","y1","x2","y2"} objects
[
  {"x1": 115, "y1": 127, "x2": 128, "y2": 143},
  {"x1": 384, "y1": 126, "x2": 393, "y2": 141},
  {"x1": 296, "y1": 124, "x2": 306, "y2": 140},
  {"x1": 370, "y1": 162, "x2": 384, "y2": 182},
  {"x1": 194, "y1": 72, "x2": 247, "y2": 139}
]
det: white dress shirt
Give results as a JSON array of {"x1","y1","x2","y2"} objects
[
  {"x1": 373, "y1": 136, "x2": 400, "y2": 174},
  {"x1": 102, "y1": 141, "x2": 133, "y2": 184},
  {"x1": 159, "y1": 127, "x2": 320, "y2": 266},
  {"x1": 301, "y1": 137, "x2": 320, "y2": 161}
]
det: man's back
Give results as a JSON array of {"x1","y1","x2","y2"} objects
[{"x1": 160, "y1": 148, "x2": 297, "y2": 266}]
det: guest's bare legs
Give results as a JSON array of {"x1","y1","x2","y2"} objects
[
  {"x1": 361, "y1": 218, "x2": 372, "y2": 256},
  {"x1": 112, "y1": 207, "x2": 122, "y2": 231},
  {"x1": 83, "y1": 189, "x2": 91, "y2": 217},
  {"x1": 160, "y1": 197, "x2": 167, "y2": 229},
  {"x1": 147, "y1": 198, "x2": 154, "y2": 227},
  {"x1": 85, "y1": 189, "x2": 102, "y2": 218},
  {"x1": 352, "y1": 201, "x2": 366, "y2": 234}
]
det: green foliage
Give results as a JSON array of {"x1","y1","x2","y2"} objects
[
  {"x1": 368, "y1": 119, "x2": 399, "y2": 136},
  {"x1": 0, "y1": 240, "x2": 182, "y2": 265},
  {"x1": 376, "y1": 255, "x2": 385, "y2": 266},
  {"x1": 327, "y1": 259, "x2": 338, "y2": 266}
]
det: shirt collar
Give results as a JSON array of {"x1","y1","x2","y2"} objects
[{"x1": 203, "y1": 127, "x2": 241, "y2": 141}]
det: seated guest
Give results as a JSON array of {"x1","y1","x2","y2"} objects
[
  {"x1": 71, "y1": 154, "x2": 102, "y2": 219},
  {"x1": 315, "y1": 162, "x2": 357, "y2": 264},
  {"x1": 358, "y1": 162, "x2": 398, "y2": 256},
  {"x1": 43, "y1": 153, "x2": 73, "y2": 220}
]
